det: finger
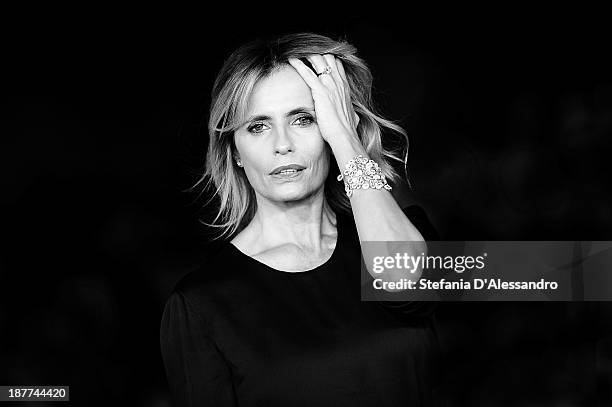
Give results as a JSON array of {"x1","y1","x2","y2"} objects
[
  {"x1": 323, "y1": 54, "x2": 343, "y2": 85},
  {"x1": 320, "y1": 54, "x2": 350, "y2": 117},
  {"x1": 335, "y1": 58, "x2": 351, "y2": 88},
  {"x1": 335, "y1": 58, "x2": 353, "y2": 110},
  {"x1": 307, "y1": 54, "x2": 327, "y2": 75},
  {"x1": 288, "y1": 58, "x2": 323, "y2": 90},
  {"x1": 335, "y1": 58, "x2": 359, "y2": 125},
  {"x1": 307, "y1": 54, "x2": 337, "y2": 88}
]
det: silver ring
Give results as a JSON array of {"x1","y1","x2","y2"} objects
[{"x1": 317, "y1": 66, "x2": 332, "y2": 76}]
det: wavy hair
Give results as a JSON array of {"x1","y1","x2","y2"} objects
[{"x1": 190, "y1": 33, "x2": 411, "y2": 241}]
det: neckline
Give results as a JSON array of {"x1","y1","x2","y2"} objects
[{"x1": 227, "y1": 214, "x2": 344, "y2": 275}]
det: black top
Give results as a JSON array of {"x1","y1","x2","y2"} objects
[{"x1": 160, "y1": 205, "x2": 441, "y2": 407}]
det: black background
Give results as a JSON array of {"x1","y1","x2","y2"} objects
[{"x1": 2, "y1": 10, "x2": 612, "y2": 406}]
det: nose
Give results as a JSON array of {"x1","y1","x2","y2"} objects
[{"x1": 273, "y1": 126, "x2": 294, "y2": 155}]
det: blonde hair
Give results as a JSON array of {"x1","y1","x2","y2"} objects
[{"x1": 190, "y1": 33, "x2": 411, "y2": 241}]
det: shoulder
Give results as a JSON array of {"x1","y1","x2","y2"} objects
[
  {"x1": 170, "y1": 242, "x2": 245, "y2": 302},
  {"x1": 164, "y1": 241, "x2": 270, "y2": 322}
]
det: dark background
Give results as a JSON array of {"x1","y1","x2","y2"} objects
[{"x1": 2, "y1": 11, "x2": 612, "y2": 406}]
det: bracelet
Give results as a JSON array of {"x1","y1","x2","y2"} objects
[{"x1": 336, "y1": 154, "x2": 392, "y2": 198}]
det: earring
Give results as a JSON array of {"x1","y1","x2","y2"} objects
[{"x1": 236, "y1": 160, "x2": 243, "y2": 167}]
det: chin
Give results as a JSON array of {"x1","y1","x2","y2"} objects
[
  {"x1": 271, "y1": 187, "x2": 315, "y2": 203},
  {"x1": 276, "y1": 191, "x2": 308, "y2": 202}
]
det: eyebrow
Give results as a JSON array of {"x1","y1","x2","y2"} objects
[{"x1": 243, "y1": 107, "x2": 315, "y2": 125}]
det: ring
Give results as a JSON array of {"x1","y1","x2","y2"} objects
[{"x1": 316, "y1": 66, "x2": 332, "y2": 76}]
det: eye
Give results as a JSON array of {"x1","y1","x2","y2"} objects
[
  {"x1": 247, "y1": 122, "x2": 268, "y2": 134},
  {"x1": 293, "y1": 114, "x2": 315, "y2": 127}
]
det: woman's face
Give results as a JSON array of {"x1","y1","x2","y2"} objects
[{"x1": 233, "y1": 65, "x2": 331, "y2": 204}]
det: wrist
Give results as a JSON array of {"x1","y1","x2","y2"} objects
[
  {"x1": 333, "y1": 149, "x2": 393, "y2": 198},
  {"x1": 329, "y1": 133, "x2": 368, "y2": 169}
]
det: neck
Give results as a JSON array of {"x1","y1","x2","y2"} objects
[{"x1": 249, "y1": 190, "x2": 337, "y2": 253}]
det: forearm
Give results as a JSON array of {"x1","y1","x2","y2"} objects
[
  {"x1": 329, "y1": 135, "x2": 425, "y2": 243},
  {"x1": 330, "y1": 135, "x2": 426, "y2": 288}
]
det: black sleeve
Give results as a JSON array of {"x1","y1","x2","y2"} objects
[
  {"x1": 378, "y1": 204, "x2": 439, "y2": 320},
  {"x1": 160, "y1": 290, "x2": 238, "y2": 407},
  {"x1": 402, "y1": 204, "x2": 440, "y2": 241}
]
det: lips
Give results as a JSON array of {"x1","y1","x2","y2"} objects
[{"x1": 269, "y1": 164, "x2": 306, "y2": 175}]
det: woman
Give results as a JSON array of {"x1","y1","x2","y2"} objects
[{"x1": 161, "y1": 33, "x2": 441, "y2": 406}]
